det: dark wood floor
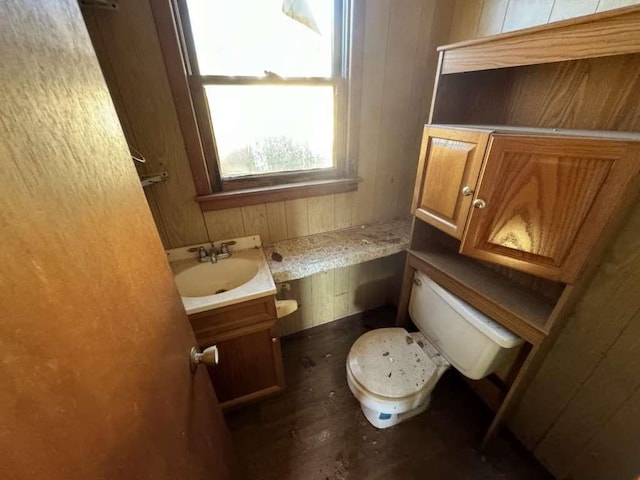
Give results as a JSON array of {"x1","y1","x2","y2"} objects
[{"x1": 225, "y1": 307, "x2": 553, "y2": 480}]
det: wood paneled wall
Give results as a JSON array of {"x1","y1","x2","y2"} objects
[
  {"x1": 83, "y1": 0, "x2": 452, "y2": 249},
  {"x1": 278, "y1": 254, "x2": 405, "y2": 336},
  {"x1": 448, "y1": 0, "x2": 640, "y2": 42},
  {"x1": 83, "y1": 2, "x2": 209, "y2": 249},
  {"x1": 82, "y1": 1, "x2": 452, "y2": 333},
  {"x1": 510, "y1": 198, "x2": 640, "y2": 479},
  {"x1": 448, "y1": 2, "x2": 640, "y2": 478}
]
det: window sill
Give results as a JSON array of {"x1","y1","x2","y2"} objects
[{"x1": 195, "y1": 177, "x2": 362, "y2": 211}]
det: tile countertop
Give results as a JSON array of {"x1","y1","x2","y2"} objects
[{"x1": 263, "y1": 218, "x2": 412, "y2": 283}]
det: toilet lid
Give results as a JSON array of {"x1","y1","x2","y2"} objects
[{"x1": 348, "y1": 328, "x2": 438, "y2": 399}]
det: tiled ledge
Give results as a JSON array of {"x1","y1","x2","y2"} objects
[{"x1": 263, "y1": 218, "x2": 412, "y2": 283}]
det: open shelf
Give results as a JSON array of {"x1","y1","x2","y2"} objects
[
  {"x1": 407, "y1": 245, "x2": 555, "y2": 345},
  {"x1": 431, "y1": 53, "x2": 640, "y2": 133}
]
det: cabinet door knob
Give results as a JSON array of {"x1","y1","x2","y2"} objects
[
  {"x1": 473, "y1": 199, "x2": 487, "y2": 209},
  {"x1": 461, "y1": 186, "x2": 474, "y2": 197},
  {"x1": 271, "y1": 337, "x2": 278, "y2": 343}
]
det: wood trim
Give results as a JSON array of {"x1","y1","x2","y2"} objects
[
  {"x1": 480, "y1": 342, "x2": 543, "y2": 447},
  {"x1": 395, "y1": 239, "x2": 417, "y2": 328},
  {"x1": 345, "y1": 0, "x2": 365, "y2": 178},
  {"x1": 148, "y1": 0, "x2": 212, "y2": 195},
  {"x1": 219, "y1": 167, "x2": 346, "y2": 191},
  {"x1": 219, "y1": 385, "x2": 283, "y2": 411},
  {"x1": 153, "y1": 0, "x2": 353, "y2": 196},
  {"x1": 196, "y1": 177, "x2": 362, "y2": 211},
  {"x1": 410, "y1": 126, "x2": 431, "y2": 214},
  {"x1": 427, "y1": 51, "x2": 444, "y2": 124},
  {"x1": 438, "y1": 5, "x2": 640, "y2": 74}
]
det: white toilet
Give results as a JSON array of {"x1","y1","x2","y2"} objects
[{"x1": 347, "y1": 271, "x2": 523, "y2": 429}]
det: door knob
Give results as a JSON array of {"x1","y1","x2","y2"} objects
[
  {"x1": 472, "y1": 199, "x2": 487, "y2": 209},
  {"x1": 461, "y1": 186, "x2": 474, "y2": 197},
  {"x1": 190, "y1": 345, "x2": 219, "y2": 373}
]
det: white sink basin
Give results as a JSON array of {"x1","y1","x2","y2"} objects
[
  {"x1": 167, "y1": 238, "x2": 277, "y2": 315},
  {"x1": 173, "y1": 258, "x2": 259, "y2": 297}
]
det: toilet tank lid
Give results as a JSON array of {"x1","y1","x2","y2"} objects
[{"x1": 416, "y1": 271, "x2": 523, "y2": 349}]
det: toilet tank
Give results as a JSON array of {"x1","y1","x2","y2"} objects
[{"x1": 408, "y1": 271, "x2": 522, "y2": 380}]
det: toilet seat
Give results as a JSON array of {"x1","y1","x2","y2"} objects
[
  {"x1": 348, "y1": 328, "x2": 437, "y2": 398},
  {"x1": 346, "y1": 328, "x2": 449, "y2": 416}
]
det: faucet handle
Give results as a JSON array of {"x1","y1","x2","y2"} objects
[
  {"x1": 220, "y1": 241, "x2": 235, "y2": 254},
  {"x1": 197, "y1": 246, "x2": 208, "y2": 259}
]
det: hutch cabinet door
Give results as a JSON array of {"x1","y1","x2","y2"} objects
[
  {"x1": 206, "y1": 321, "x2": 285, "y2": 409},
  {"x1": 412, "y1": 126, "x2": 491, "y2": 239},
  {"x1": 460, "y1": 135, "x2": 638, "y2": 283}
]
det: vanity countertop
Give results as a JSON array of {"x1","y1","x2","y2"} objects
[
  {"x1": 263, "y1": 218, "x2": 412, "y2": 283},
  {"x1": 168, "y1": 237, "x2": 276, "y2": 315}
]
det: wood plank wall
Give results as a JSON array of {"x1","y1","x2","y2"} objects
[
  {"x1": 277, "y1": 253, "x2": 405, "y2": 336},
  {"x1": 83, "y1": 0, "x2": 452, "y2": 250},
  {"x1": 448, "y1": 0, "x2": 640, "y2": 42},
  {"x1": 81, "y1": 0, "x2": 453, "y2": 334},
  {"x1": 448, "y1": 2, "x2": 640, "y2": 478}
]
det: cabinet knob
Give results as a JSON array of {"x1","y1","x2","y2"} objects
[
  {"x1": 271, "y1": 337, "x2": 278, "y2": 343},
  {"x1": 461, "y1": 186, "x2": 474, "y2": 197},
  {"x1": 472, "y1": 199, "x2": 487, "y2": 209}
]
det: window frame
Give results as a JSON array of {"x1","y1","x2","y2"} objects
[{"x1": 153, "y1": 0, "x2": 360, "y2": 209}]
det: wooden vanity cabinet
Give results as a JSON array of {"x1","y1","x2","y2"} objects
[
  {"x1": 188, "y1": 295, "x2": 285, "y2": 409},
  {"x1": 414, "y1": 125, "x2": 640, "y2": 283}
]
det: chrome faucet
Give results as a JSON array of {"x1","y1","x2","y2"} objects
[
  {"x1": 197, "y1": 246, "x2": 217, "y2": 263},
  {"x1": 195, "y1": 241, "x2": 235, "y2": 263}
]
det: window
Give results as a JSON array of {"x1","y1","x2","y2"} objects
[{"x1": 168, "y1": 0, "x2": 358, "y2": 205}]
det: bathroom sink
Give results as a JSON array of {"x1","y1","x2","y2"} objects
[
  {"x1": 167, "y1": 237, "x2": 277, "y2": 315},
  {"x1": 173, "y1": 258, "x2": 259, "y2": 297}
]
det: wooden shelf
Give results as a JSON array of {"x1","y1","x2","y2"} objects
[
  {"x1": 407, "y1": 247, "x2": 555, "y2": 345},
  {"x1": 438, "y1": 5, "x2": 640, "y2": 74},
  {"x1": 430, "y1": 124, "x2": 640, "y2": 141}
]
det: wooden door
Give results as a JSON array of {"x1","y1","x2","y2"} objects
[
  {"x1": 460, "y1": 135, "x2": 640, "y2": 283},
  {"x1": 412, "y1": 126, "x2": 491, "y2": 238},
  {"x1": 0, "y1": 2, "x2": 234, "y2": 479}
]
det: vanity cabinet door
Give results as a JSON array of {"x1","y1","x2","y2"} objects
[
  {"x1": 190, "y1": 295, "x2": 285, "y2": 409},
  {"x1": 460, "y1": 135, "x2": 639, "y2": 283},
  {"x1": 412, "y1": 126, "x2": 491, "y2": 239},
  {"x1": 205, "y1": 321, "x2": 285, "y2": 409}
]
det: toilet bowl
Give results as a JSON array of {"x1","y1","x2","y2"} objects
[
  {"x1": 346, "y1": 271, "x2": 522, "y2": 429},
  {"x1": 347, "y1": 328, "x2": 449, "y2": 428}
]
